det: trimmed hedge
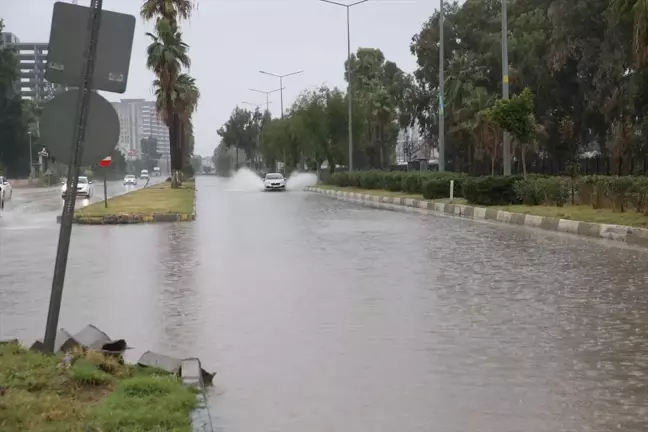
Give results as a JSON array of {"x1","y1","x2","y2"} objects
[
  {"x1": 326, "y1": 171, "x2": 648, "y2": 213},
  {"x1": 327, "y1": 171, "x2": 464, "y2": 199}
]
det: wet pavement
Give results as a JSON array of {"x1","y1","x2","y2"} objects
[{"x1": 1, "y1": 175, "x2": 648, "y2": 431}]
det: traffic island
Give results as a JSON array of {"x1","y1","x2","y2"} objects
[
  {"x1": 306, "y1": 186, "x2": 648, "y2": 248},
  {"x1": 0, "y1": 324, "x2": 214, "y2": 431},
  {"x1": 57, "y1": 182, "x2": 196, "y2": 224}
]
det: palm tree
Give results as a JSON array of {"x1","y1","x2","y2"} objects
[
  {"x1": 141, "y1": 0, "x2": 195, "y2": 25},
  {"x1": 146, "y1": 19, "x2": 190, "y2": 186}
]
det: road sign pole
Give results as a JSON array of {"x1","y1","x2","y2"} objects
[
  {"x1": 43, "y1": 0, "x2": 103, "y2": 353},
  {"x1": 103, "y1": 168, "x2": 108, "y2": 208}
]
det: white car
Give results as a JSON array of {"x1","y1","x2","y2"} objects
[
  {"x1": 263, "y1": 173, "x2": 286, "y2": 191},
  {"x1": 0, "y1": 176, "x2": 12, "y2": 205},
  {"x1": 140, "y1": 169, "x2": 149, "y2": 180},
  {"x1": 61, "y1": 176, "x2": 93, "y2": 199},
  {"x1": 124, "y1": 174, "x2": 137, "y2": 185}
]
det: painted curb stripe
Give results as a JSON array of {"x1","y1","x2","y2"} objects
[{"x1": 306, "y1": 187, "x2": 648, "y2": 247}]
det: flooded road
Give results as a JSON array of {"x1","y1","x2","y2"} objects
[{"x1": 1, "y1": 175, "x2": 648, "y2": 431}]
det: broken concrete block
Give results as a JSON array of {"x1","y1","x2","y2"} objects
[
  {"x1": 54, "y1": 329, "x2": 79, "y2": 353},
  {"x1": 30, "y1": 329, "x2": 79, "y2": 353},
  {"x1": 138, "y1": 351, "x2": 182, "y2": 374},
  {"x1": 181, "y1": 357, "x2": 215, "y2": 387},
  {"x1": 180, "y1": 358, "x2": 203, "y2": 388},
  {"x1": 73, "y1": 324, "x2": 111, "y2": 350}
]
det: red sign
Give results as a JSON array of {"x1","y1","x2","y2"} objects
[
  {"x1": 128, "y1": 149, "x2": 136, "y2": 156},
  {"x1": 98, "y1": 156, "x2": 112, "y2": 168}
]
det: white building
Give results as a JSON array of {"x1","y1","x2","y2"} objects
[{"x1": 110, "y1": 99, "x2": 170, "y2": 159}]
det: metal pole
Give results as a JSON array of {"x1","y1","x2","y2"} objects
[
  {"x1": 502, "y1": 0, "x2": 511, "y2": 175},
  {"x1": 438, "y1": 0, "x2": 445, "y2": 172},
  {"x1": 28, "y1": 132, "x2": 33, "y2": 179},
  {"x1": 43, "y1": 0, "x2": 103, "y2": 353},
  {"x1": 347, "y1": 6, "x2": 353, "y2": 171},
  {"x1": 103, "y1": 168, "x2": 108, "y2": 208}
]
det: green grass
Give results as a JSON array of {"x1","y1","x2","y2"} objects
[
  {"x1": 492, "y1": 204, "x2": 648, "y2": 228},
  {"x1": 76, "y1": 182, "x2": 195, "y2": 217},
  {"x1": 315, "y1": 184, "x2": 467, "y2": 204},
  {"x1": 0, "y1": 343, "x2": 197, "y2": 431}
]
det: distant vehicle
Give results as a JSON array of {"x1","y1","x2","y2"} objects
[
  {"x1": 140, "y1": 169, "x2": 149, "y2": 180},
  {"x1": 153, "y1": 167, "x2": 161, "y2": 176},
  {"x1": 263, "y1": 173, "x2": 286, "y2": 191},
  {"x1": 0, "y1": 176, "x2": 12, "y2": 202},
  {"x1": 61, "y1": 176, "x2": 93, "y2": 199},
  {"x1": 123, "y1": 174, "x2": 137, "y2": 185}
]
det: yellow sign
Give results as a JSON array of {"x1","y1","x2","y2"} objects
[{"x1": 503, "y1": 75, "x2": 509, "y2": 84}]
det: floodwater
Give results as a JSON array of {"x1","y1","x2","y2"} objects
[{"x1": 1, "y1": 175, "x2": 647, "y2": 431}]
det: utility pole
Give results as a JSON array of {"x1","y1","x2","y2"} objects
[
  {"x1": 249, "y1": 87, "x2": 282, "y2": 114},
  {"x1": 320, "y1": 0, "x2": 368, "y2": 172},
  {"x1": 28, "y1": 131, "x2": 34, "y2": 179},
  {"x1": 502, "y1": 0, "x2": 511, "y2": 175},
  {"x1": 259, "y1": 69, "x2": 304, "y2": 172},
  {"x1": 438, "y1": 0, "x2": 445, "y2": 171}
]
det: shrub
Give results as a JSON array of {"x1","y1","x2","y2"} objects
[
  {"x1": 422, "y1": 176, "x2": 464, "y2": 200},
  {"x1": 383, "y1": 172, "x2": 405, "y2": 191},
  {"x1": 514, "y1": 176, "x2": 569, "y2": 206},
  {"x1": 463, "y1": 176, "x2": 523, "y2": 205},
  {"x1": 358, "y1": 171, "x2": 384, "y2": 189},
  {"x1": 401, "y1": 172, "x2": 425, "y2": 194}
]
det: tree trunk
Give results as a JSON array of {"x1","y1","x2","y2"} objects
[{"x1": 521, "y1": 144, "x2": 527, "y2": 178}]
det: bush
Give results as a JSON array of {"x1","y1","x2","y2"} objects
[
  {"x1": 514, "y1": 177, "x2": 569, "y2": 206},
  {"x1": 463, "y1": 176, "x2": 523, "y2": 205},
  {"x1": 358, "y1": 171, "x2": 384, "y2": 189},
  {"x1": 422, "y1": 176, "x2": 464, "y2": 200},
  {"x1": 383, "y1": 172, "x2": 405, "y2": 191}
]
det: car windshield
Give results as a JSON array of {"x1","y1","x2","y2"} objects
[
  {"x1": 77, "y1": 177, "x2": 88, "y2": 184},
  {"x1": 125, "y1": 175, "x2": 135, "y2": 179},
  {"x1": 266, "y1": 174, "x2": 283, "y2": 180}
]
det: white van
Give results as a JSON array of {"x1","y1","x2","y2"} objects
[
  {"x1": 153, "y1": 167, "x2": 161, "y2": 176},
  {"x1": 140, "y1": 169, "x2": 149, "y2": 180}
]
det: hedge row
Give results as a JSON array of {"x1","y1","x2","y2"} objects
[{"x1": 327, "y1": 171, "x2": 648, "y2": 212}]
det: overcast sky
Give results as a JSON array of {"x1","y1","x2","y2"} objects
[{"x1": 3, "y1": 0, "x2": 439, "y2": 157}]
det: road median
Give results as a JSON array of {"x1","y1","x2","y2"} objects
[
  {"x1": 0, "y1": 341, "x2": 198, "y2": 431},
  {"x1": 307, "y1": 185, "x2": 648, "y2": 247},
  {"x1": 57, "y1": 181, "x2": 196, "y2": 224}
]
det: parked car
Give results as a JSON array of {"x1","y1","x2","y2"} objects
[
  {"x1": 0, "y1": 176, "x2": 12, "y2": 203},
  {"x1": 140, "y1": 169, "x2": 149, "y2": 180},
  {"x1": 61, "y1": 176, "x2": 93, "y2": 199},
  {"x1": 123, "y1": 174, "x2": 137, "y2": 185}
]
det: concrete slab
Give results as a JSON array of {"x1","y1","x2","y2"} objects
[{"x1": 137, "y1": 350, "x2": 182, "y2": 374}]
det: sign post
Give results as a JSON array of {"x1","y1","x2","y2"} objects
[
  {"x1": 98, "y1": 155, "x2": 111, "y2": 208},
  {"x1": 41, "y1": 0, "x2": 135, "y2": 354}
]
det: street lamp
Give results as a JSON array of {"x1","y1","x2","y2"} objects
[
  {"x1": 28, "y1": 131, "x2": 34, "y2": 179},
  {"x1": 319, "y1": 0, "x2": 368, "y2": 171},
  {"x1": 258, "y1": 70, "x2": 303, "y2": 119},
  {"x1": 249, "y1": 87, "x2": 283, "y2": 114},
  {"x1": 439, "y1": 0, "x2": 444, "y2": 171},
  {"x1": 501, "y1": 0, "x2": 511, "y2": 175}
]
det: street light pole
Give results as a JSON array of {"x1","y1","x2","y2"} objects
[
  {"x1": 320, "y1": 0, "x2": 368, "y2": 172},
  {"x1": 259, "y1": 69, "x2": 304, "y2": 172},
  {"x1": 502, "y1": 0, "x2": 511, "y2": 175},
  {"x1": 438, "y1": 0, "x2": 445, "y2": 171},
  {"x1": 28, "y1": 131, "x2": 34, "y2": 179},
  {"x1": 243, "y1": 101, "x2": 272, "y2": 170},
  {"x1": 249, "y1": 87, "x2": 283, "y2": 114}
]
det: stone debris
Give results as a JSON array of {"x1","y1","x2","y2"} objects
[
  {"x1": 29, "y1": 324, "x2": 130, "y2": 356},
  {"x1": 138, "y1": 351, "x2": 215, "y2": 385}
]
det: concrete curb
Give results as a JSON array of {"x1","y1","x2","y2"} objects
[
  {"x1": 56, "y1": 213, "x2": 195, "y2": 224},
  {"x1": 305, "y1": 187, "x2": 648, "y2": 247},
  {"x1": 181, "y1": 358, "x2": 214, "y2": 432}
]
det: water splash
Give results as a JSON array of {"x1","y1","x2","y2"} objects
[
  {"x1": 286, "y1": 171, "x2": 318, "y2": 190},
  {"x1": 227, "y1": 168, "x2": 264, "y2": 191}
]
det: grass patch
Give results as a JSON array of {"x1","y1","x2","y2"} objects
[
  {"x1": 0, "y1": 342, "x2": 196, "y2": 431},
  {"x1": 493, "y1": 204, "x2": 648, "y2": 228},
  {"x1": 76, "y1": 182, "x2": 194, "y2": 217},
  {"x1": 315, "y1": 184, "x2": 467, "y2": 204}
]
